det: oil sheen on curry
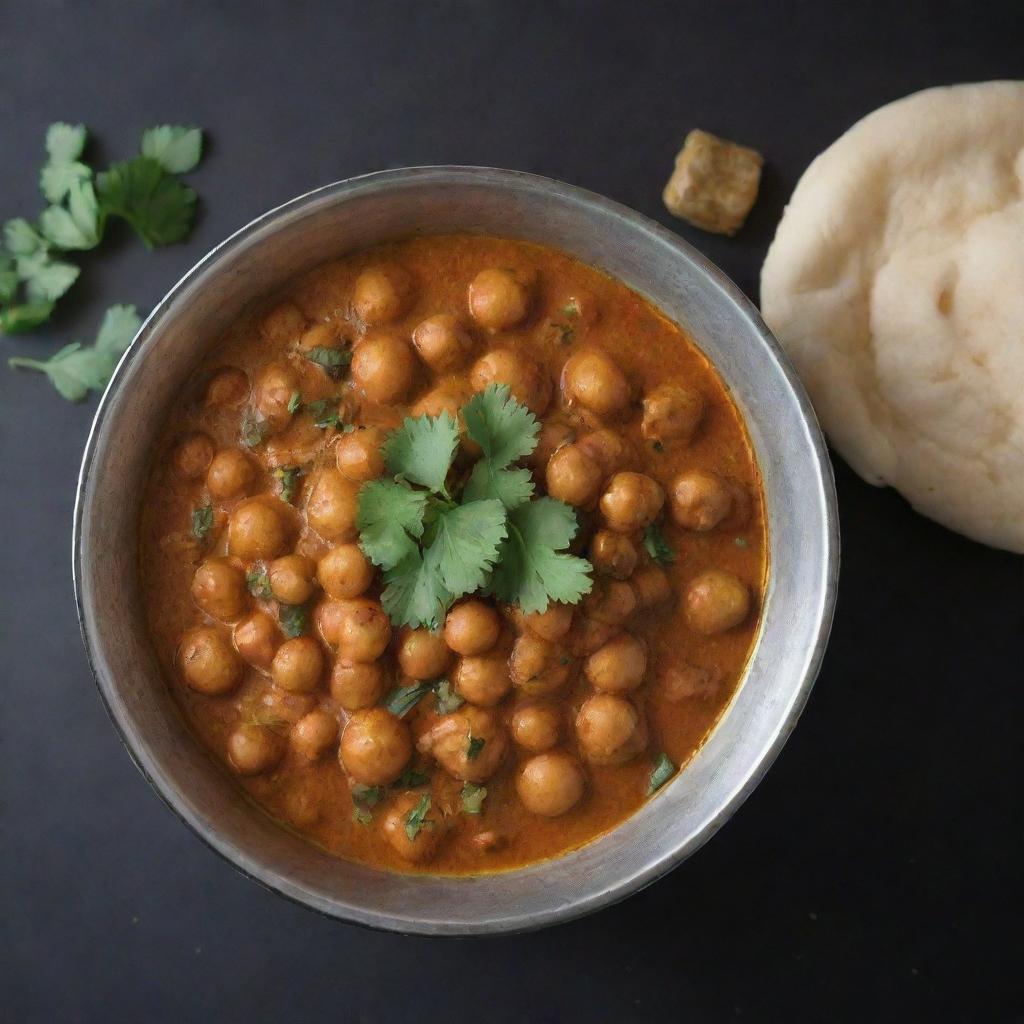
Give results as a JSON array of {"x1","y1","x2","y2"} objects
[{"x1": 139, "y1": 234, "x2": 766, "y2": 874}]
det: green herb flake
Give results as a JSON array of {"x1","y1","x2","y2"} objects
[
  {"x1": 461, "y1": 782, "x2": 487, "y2": 815},
  {"x1": 405, "y1": 794, "x2": 433, "y2": 842},
  {"x1": 647, "y1": 753, "x2": 676, "y2": 795},
  {"x1": 305, "y1": 398, "x2": 342, "y2": 430},
  {"x1": 395, "y1": 766, "x2": 431, "y2": 789},
  {"x1": 246, "y1": 567, "x2": 273, "y2": 599},
  {"x1": 385, "y1": 681, "x2": 433, "y2": 718},
  {"x1": 561, "y1": 300, "x2": 580, "y2": 318},
  {"x1": 304, "y1": 346, "x2": 352, "y2": 379},
  {"x1": 643, "y1": 523, "x2": 676, "y2": 566},
  {"x1": 433, "y1": 678, "x2": 465, "y2": 715},
  {"x1": 274, "y1": 466, "x2": 302, "y2": 504},
  {"x1": 734, "y1": 536, "x2": 749, "y2": 549},
  {"x1": 466, "y1": 736, "x2": 485, "y2": 761},
  {"x1": 190, "y1": 504, "x2": 213, "y2": 541},
  {"x1": 351, "y1": 783, "x2": 385, "y2": 808},
  {"x1": 278, "y1": 604, "x2": 308, "y2": 638},
  {"x1": 651, "y1": 440, "x2": 665, "y2": 453},
  {"x1": 240, "y1": 407, "x2": 267, "y2": 448},
  {"x1": 352, "y1": 805, "x2": 373, "y2": 826},
  {"x1": 287, "y1": 390, "x2": 301, "y2": 414}
]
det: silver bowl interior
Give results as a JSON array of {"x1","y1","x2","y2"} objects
[{"x1": 74, "y1": 167, "x2": 838, "y2": 935}]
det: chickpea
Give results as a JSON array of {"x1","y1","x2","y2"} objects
[
  {"x1": 191, "y1": 558, "x2": 248, "y2": 621},
  {"x1": 228, "y1": 498, "x2": 290, "y2": 560},
  {"x1": 410, "y1": 380, "x2": 470, "y2": 420},
  {"x1": 179, "y1": 627, "x2": 243, "y2": 695},
  {"x1": 315, "y1": 599, "x2": 349, "y2": 646},
  {"x1": 271, "y1": 636, "x2": 324, "y2": 693},
  {"x1": 510, "y1": 634, "x2": 574, "y2": 697},
  {"x1": 520, "y1": 602, "x2": 574, "y2": 641},
  {"x1": 454, "y1": 654, "x2": 512, "y2": 707},
  {"x1": 642, "y1": 384, "x2": 704, "y2": 445},
  {"x1": 584, "y1": 632, "x2": 647, "y2": 693},
  {"x1": 337, "y1": 597, "x2": 392, "y2": 663},
  {"x1": 562, "y1": 349, "x2": 632, "y2": 418},
  {"x1": 632, "y1": 566, "x2": 673, "y2": 610},
  {"x1": 382, "y1": 791, "x2": 448, "y2": 863},
  {"x1": 317, "y1": 544, "x2": 374, "y2": 600},
  {"x1": 684, "y1": 570, "x2": 751, "y2": 635},
  {"x1": 306, "y1": 469, "x2": 360, "y2": 541},
  {"x1": 567, "y1": 617, "x2": 619, "y2": 657},
  {"x1": 657, "y1": 664, "x2": 720, "y2": 702},
  {"x1": 575, "y1": 693, "x2": 647, "y2": 765},
  {"x1": 233, "y1": 611, "x2": 280, "y2": 670},
  {"x1": 173, "y1": 432, "x2": 215, "y2": 480},
  {"x1": 516, "y1": 751, "x2": 585, "y2": 817},
  {"x1": 353, "y1": 265, "x2": 413, "y2": 325},
  {"x1": 669, "y1": 470, "x2": 733, "y2": 532},
  {"x1": 468, "y1": 268, "x2": 532, "y2": 331},
  {"x1": 590, "y1": 529, "x2": 638, "y2": 580},
  {"x1": 267, "y1": 554, "x2": 315, "y2": 606},
  {"x1": 417, "y1": 706, "x2": 507, "y2": 783},
  {"x1": 260, "y1": 300, "x2": 306, "y2": 344},
  {"x1": 528, "y1": 419, "x2": 575, "y2": 472},
  {"x1": 204, "y1": 367, "x2": 249, "y2": 408},
  {"x1": 576, "y1": 428, "x2": 630, "y2": 476},
  {"x1": 444, "y1": 600, "x2": 501, "y2": 656},
  {"x1": 330, "y1": 658, "x2": 386, "y2": 710},
  {"x1": 291, "y1": 709, "x2": 339, "y2": 760},
  {"x1": 545, "y1": 444, "x2": 603, "y2": 507},
  {"x1": 412, "y1": 313, "x2": 475, "y2": 371},
  {"x1": 398, "y1": 628, "x2": 452, "y2": 681},
  {"x1": 599, "y1": 472, "x2": 665, "y2": 533},
  {"x1": 206, "y1": 447, "x2": 257, "y2": 500},
  {"x1": 340, "y1": 708, "x2": 412, "y2": 785},
  {"x1": 297, "y1": 321, "x2": 345, "y2": 353},
  {"x1": 351, "y1": 332, "x2": 417, "y2": 404},
  {"x1": 470, "y1": 348, "x2": 551, "y2": 416},
  {"x1": 253, "y1": 361, "x2": 299, "y2": 432},
  {"x1": 335, "y1": 426, "x2": 386, "y2": 482},
  {"x1": 228, "y1": 723, "x2": 285, "y2": 776},
  {"x1": 258, "y1": 688, "x2": 316, "y2": 725},
  {"x1": 583, "y1": 580, "x2": 637, "y2": 627},
  {"x1": 511, "y1": 702, "x2": 561, "y2": 752}
]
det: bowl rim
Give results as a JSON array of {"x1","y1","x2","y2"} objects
[{"x1": 73, "y1": 165, "x2": 839, "y2": 935}]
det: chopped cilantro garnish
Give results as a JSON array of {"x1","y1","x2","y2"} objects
[
  {"x1": 433, "y1": 678, "x2": 464, "y2": 715},
  {"x1": 405, "y1": 794, "x2": 432, "y2": 841},
  {"x1": 352, "y1": 783, "x2": 385, "y2": 808},
  {"x1": 304, "y1": 346, "x2": 352, "y2": 379},
  {"x1": 466, "y1": 736, "x2": 485, "y2": 761},
  {"x1": 305, "y1": 397, "x2": 343, "y2": 429},
  {"x1": 274, "y1": 466, "x2": 302, "y2": 504},
  {"x1": 287, "y1": 390, "x2": 301, "y2": 414},
  {"x1": 352, "y1": 806, "x2": 373, "y2": 826},
  {"x1": 278, "y1": 603, "x2": 307, "y2": 638},
  {"x1": 643, "y1": 523, "x2": 676, "y2": 566},
  {"x1": 385, "y1": 681, "x2": 433, "y2": 718},
  {"x1": 395, "y1": 766, "x2": 431, "y2": 789},
  {"x1": 246, "y1": 567, "x2": 272, "y2": 599},
  {"x1": 461, "y1": 782, "x2": 487, "y2": 815},
  {"x1": 648, "y1": 753, "x2": 676, "y2": 795},
  {"x1": 191, "y1": 504, "x2": 213, "y2": 541},
  {"x1": 735, "y1": 536, "x2": 749, "y2": 549},
  {"x1": 240, "y1": 407, "x2": 267, "y2": 448}
]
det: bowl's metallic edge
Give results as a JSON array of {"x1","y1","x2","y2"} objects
[{"x1": 73, "y1": 166, "x2": 840, "y2": 936}]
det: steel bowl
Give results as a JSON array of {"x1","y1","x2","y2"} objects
[{"x1": 74, "y1": 166, "x2": 839, "y2": 935}]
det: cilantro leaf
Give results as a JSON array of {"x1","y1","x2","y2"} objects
[
  {"x1": 462, "y1": 460, "x2": 534, "y2": 510},
  {"x1": 96, "y1": 157, "x2": 197, "y2": 248},
  {"x1": 351, "y1": 783, "x2": 385, "y2": 808},
  {"x1": 273, "y1": 466, "x2": 302, "y2": 504},
  {"x1": 643, "y1": 523, "x2": 676, "y2": 566},
  {"x1": 381, "y1": 545, "x2": 451, "y2": 631},
  {"x1": 287, "y1": 390, "x2": 301, "y2": 414},
  {"x1": 489, "y1": 498, "x2": 593, "y2": 614},
  {"x1": 304, "y1": 346, "x2": 351, "y2": 379},
  {"x1": 0, "y1": 256, "x2": 18, "y2": 305},
  {"x1": 246, "y1": 567, "x2": 273, "y2": 599},
  {"x1": 4, "y1": 219, "x2": 47, "y2": 256},
  {"x1": 395, "y1": 766, "x2": 431, "y2": 789},
  {"x1": 462, "y1": 383, "x2": 540, "y2": 468},
  {"x1": 45, "y1": 122, "x2": 87, "y2": 164},
  {"x1": 430, "y1": 499, "x2": 507, "y2": 598},
  {"x1": 461, "y1": 782, "x2": 486, "y2": 815},
  {"x1": 352, "y1": 805, "x2": 373, "y2": 826},
  {"x1": 240, "y1": 407, "x2": 268, "y2": 448},
  {"x1": 6, "y1": 303, "x2": 140, "y2": 400},
  {"x1": 357, "y1": 479, "x2": 428, "y2": 569},
  {"x1": 384, "y1": 411, "x2": 459, "y2": 494},
  {"x1": 140, "y1": 125, "x2": 203, "y2": 174},
  {"x1": 40, "y1": 161, "x2": 92, "y2": 204},
  {"x1": 279, "y1": 604, "x2": 308, "y2": 638},
  {"x1": 305, "y1": 397, "x2": 344, "y2": 429},
  {"x1": 0, "y1": 302, "x2": 55, "y2": 334},
  {"x1": 433, "y1": 678, "x2": 464, "y2": 715},
  {"x1": 466, "y1": 736, "x2": 485, "y2": 761},
  {"x1": 648, "y1": 753, "x2": 676, "y2": 795},
  {"x1": 15, "y1": 252, "x2": 79, "y2": 302},
  {"x1": 385, "y1": 681, "x2": 434, "y2": 718},
  {"x1": 191, "y1": 504, "x2": 213, "y2": 540},
  {"x1": 405, "y1": 794, "x2": 433, "y2": 841},
  {"x1": 39, "y1": 179, "x2": 103, "y2": 250}
]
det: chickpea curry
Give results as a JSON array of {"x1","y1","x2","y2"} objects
[{"x1": 139, "y1": 234, "x2": 765, "y2": 874}]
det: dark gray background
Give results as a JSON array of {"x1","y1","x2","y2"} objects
[{"x1": 2, "y1": 2, "x2": 1021, "y2": 1021}]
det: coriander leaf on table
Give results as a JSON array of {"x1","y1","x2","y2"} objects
[
  {"x1": 40, "y1": 161, "x2": 92, "y2": 204},
  {"x1": 0, "y1": 256, "x2": 18, "y2": 304},
  {"x1": 4, "y1": 218, "x2": 47, "y2": 256},
  {"x1": 430, "y1": 498, "x2": 507, "y2": 598},
  {"x1": 462, "y1": 460, "x2": 534, "y2": 510},
  {"x1": 94, "y1": 304, "x2": 144, "y2": 354},
  {"x1": 14, "y1": 251, "x2": 80, "y2": 302},
  {"x1": 96, "y1": 157, "x2": 197, "y2": 249},
  {"x1": 0, "y1": 301, "x2": 55, "y2": 334},
  {"x1": 384, "y1": 411, "x2": 459, "y2": 494},
  {"x1": 45, "y1": 122, "x2": 87, "y2": 164},
  {"x1": 381, "y1": 545, "x2": 452, "y2": 631},
  {"x1": 39, "y1": 179, "x2": 103, "y2": 250},
  {"x1": 140, "y1": 125, "x2": 203, "y2": 174},
  {"x1": 357, "y1": 479, "x2": 428, "y2": 569},
  {"x1": 489, "y1": 497, "x2": 593, "y2": 614},
  {"x1": 462, "y1": 383, "x2": 540, "y2": 468}
]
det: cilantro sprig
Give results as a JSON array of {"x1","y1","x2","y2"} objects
[{"x1": 356, "y1": 384, "x2": 593, "y2": 629}]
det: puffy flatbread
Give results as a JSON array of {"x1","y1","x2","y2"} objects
[{"x1": 761, "y1": 81, "x2": 1024, "y2": 551}]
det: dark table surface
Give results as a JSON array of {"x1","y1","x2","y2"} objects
[{"x1": 2, "y1": 2, "x2": 1021, "y2": 1021}]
